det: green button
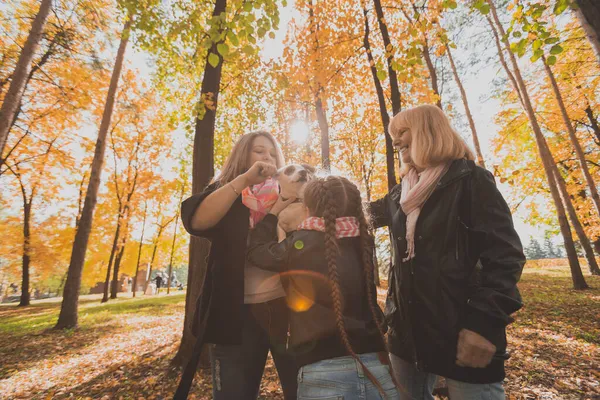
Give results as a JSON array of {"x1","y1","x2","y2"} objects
[{"x1": 294, "y1": 240, "x2": 304, "y2": 250}]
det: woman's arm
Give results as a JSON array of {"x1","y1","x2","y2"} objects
[
  {"x1": 461, "y1": 168, "x2": 525, "y2": 341},
  {"x1": 369, "y1": 184, "x2": 402, "y2": 229},
  {"x1": 247, "y1": 214, "x2": 295, "y2": 272},
  {"x1": 189, "y1": 161, "x2": 277, "y2": 231}
]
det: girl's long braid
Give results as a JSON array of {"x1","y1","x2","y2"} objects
[
  {"x1": 350, "y1": 186, "x2": 386, "y2": 341},
  {"x1": 320, "y1": 177, "x2": 387, "y2": 398}
]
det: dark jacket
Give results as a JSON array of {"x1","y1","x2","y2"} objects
[
  {"x1": 370, "y1": 159, "x2": 525, "y2": 384},
  {"x1": 247, "y1": 214, "x2": 386, "y2": 367},
  {"x1": 180, "y1": 181, "x2": 251, "y2": 345}
]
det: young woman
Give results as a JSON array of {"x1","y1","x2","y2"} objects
[
  {"x1": 175, "y1": 131, "x2": 298, "y2": 399},
  {"x1": 247, "y1": 175, "x2": 400, "y2": 400},
  {"x1": 371, "y1": 104, "x2": 525, "y2": 400}
]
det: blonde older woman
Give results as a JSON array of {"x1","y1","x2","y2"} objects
[
  {"x1": 174, "y1": 131, "x2": 297, "y2": 399},
  {"x1": 370, "y1": 105, "x2": 525, "y2": 400}
]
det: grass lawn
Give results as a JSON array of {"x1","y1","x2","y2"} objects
[{"x1": 0, "y1": 261, "x2": 598, "y2": 399}]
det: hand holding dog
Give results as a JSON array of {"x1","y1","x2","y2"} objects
[
  {"x1": 456, "y1": 329, "x2": 496, "y2": 368},
  {"x1": 243, "y1": 161, "x2": 278, "y2": 186},
  {"x1": 270, "y1": 196, "x2": 297, "y2": 217}
]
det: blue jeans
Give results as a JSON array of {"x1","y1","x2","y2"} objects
[
  {"x1": 297, "y1": 353, "x2": 400, "y2": 400},
  {"x1": 390, "y1": 354, "x2": 505, "y2": 400},
  {"x1": 210, "y1": 298, "x2": 298, "y2": 399}
]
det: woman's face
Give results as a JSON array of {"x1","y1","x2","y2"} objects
[
  {"x1": 248, "y1": 135, "x2": 278, "y2": 168},
  {"x1": 392, "y1": 124, "x2": 413, "y2": 165}
]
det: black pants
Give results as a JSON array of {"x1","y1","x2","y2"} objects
[{"x1": 209, "y1": 297, "x2": 298, "y2": 399}]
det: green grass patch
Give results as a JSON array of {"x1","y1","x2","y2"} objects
[{"x1": 0, "y1": 293, "x2": 186, "y2": 337}]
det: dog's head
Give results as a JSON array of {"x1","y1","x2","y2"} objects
[{"x1": 274, "y1": 163, "x2": 316, "y2": 200}]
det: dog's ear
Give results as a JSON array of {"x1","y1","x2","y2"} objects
[{"x1": 301, "y1": 164, "x2": 316, "y2": 174}]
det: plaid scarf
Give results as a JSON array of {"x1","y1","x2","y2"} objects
[
  {"x1": 242, "y1": 178, "x2": 280, "y2": 229},
  {"x1": 297, "y1": 216, "x2": 360, "y2": 238}
]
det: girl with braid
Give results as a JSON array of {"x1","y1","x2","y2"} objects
[{"x1": 247, "y1": 175, "x2": 400, "y2": 400}]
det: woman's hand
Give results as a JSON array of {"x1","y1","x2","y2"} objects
[
  {"x1": 455, "y1": 329, "x2": 496, "y2": 368},
  {"x1": 269, "y1": 196, "x2": 297, "y2": 217},
  {"x1": 243, "y1": 161, "x2": 278, "y2": 186}
]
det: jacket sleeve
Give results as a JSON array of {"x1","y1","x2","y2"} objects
[
  {"x1": 462, "y1": 168, "x2": 525, "y2": 342},
  {"x1": 247, "y1": 214, "x2": 294, "y2": 272},
  {"x1": 369, "y1": 184, "x2": 401, "y2": 229},
  {"x1": 180, "y1": 181, "x2": 222, "y2": 239}
]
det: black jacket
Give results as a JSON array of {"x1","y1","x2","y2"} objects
[
  {"x1": 370, "y1": 159, "x2": 525, "y2": 384},
  {"x1": 180, "y1": 181, "x2": 251, "y2": 345},
  {"x1": 247, "y1": 214, "x2": 386, "y2": 367}
]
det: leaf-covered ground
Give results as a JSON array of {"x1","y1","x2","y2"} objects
[{"x1": 0, "y1": 262, "x2": 598, "y2": 399}]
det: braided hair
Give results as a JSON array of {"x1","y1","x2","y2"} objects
[{"x1": 303, "y1": 176, "x2": 390, "y2": 397}]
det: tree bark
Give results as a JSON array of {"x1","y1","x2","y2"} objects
[
  {"x1": 584, "y1": 104, "x2": 600, "y2": 145},
  {"x1": 315, "y1": 96, "x2": 330, "y2": 171},
  {"x1": 543, "y1": 54, "x2": 600, "y2": 220},
  {"x1": 145, "y1": 222, "x2": 167, "y2": 291},
  {"x1": 166, "y1": 212, "x2": 180, "y2": 295},
  {"x1": 446, "y1": 44, "x2": 485, "y2": 168},
  {"x1": 0, "y1": 0, "x2": 52, "y2": 158},
  {"x1": 307, "y1": 0, "x2": 331, "y2": 171},
  {"x1": 372, "y1": 0, "x2": 401, "y2": 115},
  {"x1": 422, "y1": 40, "x2": 442, "y2": 109},
  {"x1": 487, "y1": 0, "x2": 588, "y2": 289},
  {"x1": 362, "y1": 4, "x2": 397, "y2": 190},
  {"x1": 101, "y1": 215, "x2": 122, "y2": 303},
  {"x1": 19, "y1": 201, "x2": 32, "y2": 306},
  {"x1": 132, "y1": 200, "x2": 148, "y2": 297},
  {"x1": 111, "y1": 237, "x2": 127, "y2": 298},
  {"x1": 55, "y1": 17, "x2": 133, "y2": 329},
  {"x1": 575, "y1": 0, "x2": 600, "y2": 64},
  {"x1": 171, "y1": 0, "x2": 226, "y2": 369},
  {"x1": 552, "y1": 166, "x2": 600, "y2": 275}
]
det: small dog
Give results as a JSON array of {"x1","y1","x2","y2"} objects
[{"x1": 274, "y1": 163, "x2": 317, "y2": 241}]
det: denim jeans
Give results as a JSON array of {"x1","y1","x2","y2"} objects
[
  {"x1": 209, "y1": 297, "x2": 298, "y2": 399},
  {"x1": 297, "y1": 353, "x2": 400, "y2": 400},
  {"x1": 389, "y1": 354, "x2": 505, "y2": 400}
]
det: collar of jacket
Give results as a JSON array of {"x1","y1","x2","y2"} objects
[{"x1": 432, "y1": 158, "x2": 474, "y2": 192}]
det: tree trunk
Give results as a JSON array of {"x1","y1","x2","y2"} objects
[
  {"x1": 371, "y1": 0, "x2": 400, "y2": 187},
  {"x1": 19, "y1": 201, "x2": 32, "y2": 306},
  {"x1": 487, "y1": 0, "x2": 588, "y2": 289},
  {"x1": 171, "y1": 0, "x2": 226, "y2": 369},
  {"x1": 575, "y1": 0, "x2": 600, "y2": 64},
  {"x1": 167, "y1": 213, "x2": 180, "y2": 295},
  {"x1": 446, "y1": 44, "x2": 485, "y2": 168},
  {"x1": 145, "y1": 228, "x2": 164, "y2": 291},
  {"x1": 316, "y1": 96, "x2": 330, "y2": 171},
  {"x1": 584, "y1": 105, "x2": 600, "y2": 145},
  {"x1": 372, "y1": 0, "x2": 401, "y2": 115},
  {"x1": 111, "y1": 238, "x2": 127, "y2": 298},
  {"x1": 102, "y1": 216, "x2": 122, "y2": 303},
  {"x1": 307, "y1": 0, "x2": 330, "y2": 171},
  {"x1": 362, "y1": 5, "x2": 397, "y2": 190},
  {"x1": 55, "y1": 17, "x2": 133, "y2": 329},
  {"x1": 0, "y1": 0, "x2": 52, "y2": 157},
  {"x1": 111, "y1": 177, "x2": 137, "y2": 299},
  {"x1": 132, "y1": 201, "x2": 148, "y2": 297},
  {"x1": 552, "y1": 166, "x2": 600, "y2": 275},
  {"x1": 543, "y1": 54, "x2": 600, "y2": 219},
  {"x1": 422, "y1": 40, "x2": 442, "y2": 109}
]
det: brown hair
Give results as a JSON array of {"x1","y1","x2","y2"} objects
[
  {"x1": 389, "y1": 104, "x2": 475, "y2": 176},
  {"x1": 303, "y1": 176, "x2": 389, "y2": 397},
  {"x1": 215, "y1": 130, "x2": 285, "y2": 184}
]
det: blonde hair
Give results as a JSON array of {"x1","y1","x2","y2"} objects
[
  {"x1": 389, "y1": 105, "x2": 474, "y2": 176},
  {"x1": 215, "y1": 131, "x2": 285, "y2": 184}
]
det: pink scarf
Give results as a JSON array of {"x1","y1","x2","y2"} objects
[
  {"x1": 400, "y1": 163, "x2": 451, "y2": 261},
  {"x1": 242, "y1": 178, "x2": 280, "y2": 228},
  {"x1": 297, "y1": 216, "x2": 360, "y2": 238}
]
